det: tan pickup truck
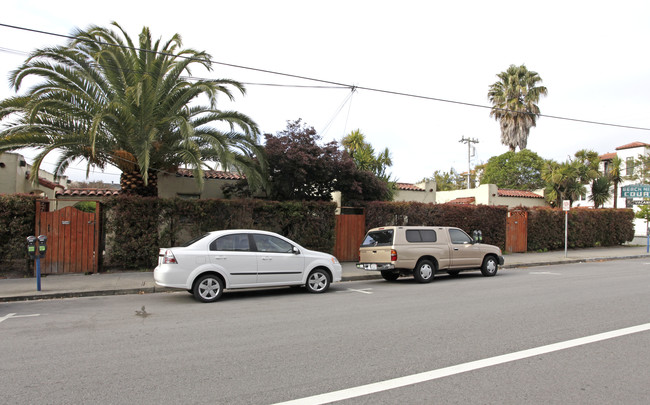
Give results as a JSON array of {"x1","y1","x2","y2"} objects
[{"x1": 356, "y1": 226, "x2": 504, "y2": 282}]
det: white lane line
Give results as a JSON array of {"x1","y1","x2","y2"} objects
[
  {"x1": 274, "y1": 322, "x2": 650, "y2": 405},
  {"x1": 335, "y1": 288, "x2": 373, "y2": 295}
]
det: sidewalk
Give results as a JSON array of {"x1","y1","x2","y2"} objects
[{"x1": 1, "y1": 245, "x2": 648, "y2": 302}]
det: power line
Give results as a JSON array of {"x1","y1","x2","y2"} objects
[{"x1": 0, "y1": 22, "x2": 649, "y2": 132}]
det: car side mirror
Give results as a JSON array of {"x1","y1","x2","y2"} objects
[{"x1": 292, "y1": 246, "x2": 300, "y2": 254}]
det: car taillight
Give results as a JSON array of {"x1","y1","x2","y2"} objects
[
  {"x1": 163, "y1": 250, "x2": 177, "y2": 264},
  {"x1": 391, "y1": 249, "x2": 397, "y2": 261}
]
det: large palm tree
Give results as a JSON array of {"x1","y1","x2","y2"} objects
[
  {"x1": 488, "y1": 64, "x2": 548, "y2": 152},
  {"x1": 0, "y1": 22, "x2": 265, "y2": 196}
]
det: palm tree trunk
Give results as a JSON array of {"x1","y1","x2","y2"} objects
[{"x1": 120, "y1": 170, "x2": 158, "y2": 197}]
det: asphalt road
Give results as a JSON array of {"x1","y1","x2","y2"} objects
[{"x1": 2, "y1": 259, "x2": 650, "y2": 404}]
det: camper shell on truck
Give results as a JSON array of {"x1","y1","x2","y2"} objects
[{"x1": 357, "y1": 226, "x2": 504, "y2": 282}]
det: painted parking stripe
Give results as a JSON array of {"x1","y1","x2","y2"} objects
[
  {"x1": 0, "y1": 313, "x2": 40, "y2": 324},
  {"x1": 274, "y1": 322, "x2": 650, "y2": 405}
]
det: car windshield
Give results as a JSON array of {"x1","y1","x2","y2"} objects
[
  {"x1": 182, "y1": 233, "x2": 211, "y2": 247},
  {"x1": 361, "y1": 230, "x2": 394, "y2": 247}
]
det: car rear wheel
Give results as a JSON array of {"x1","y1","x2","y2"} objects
[
  {"x1": 481, "y1": 256, "x2": 498, "y2": 277},
  {"x1": 306, "y1": 269, "x2": 330, "y2": 293},
  {"x1": 193, "y1": 274, "x2": 224, "y2": 302},
  {"x1": 413, "y1": 260, "x2": 435, "y2": 283},
  {"x1": 381, "y1": 270, "x2": 400, "y2": 281}
]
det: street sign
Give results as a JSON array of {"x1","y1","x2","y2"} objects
[
  {"x1": 621, "y1": 184, "x2": 650, "y2": 198},
  {"x1": 562, "y1": 200, "x2": 571, "y2": 211}
]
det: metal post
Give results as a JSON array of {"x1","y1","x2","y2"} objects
[
  {"x1": 564, "y1": 211, "x2": 569, "y2": 258},
  {"x1": 36, "y1": 256, "x2": 41, "y2": 291}
]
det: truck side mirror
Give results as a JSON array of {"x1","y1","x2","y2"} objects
[
  {"x1": 478, "y1": 230, "x2": 483, "y2": 243},
  {"x1": 27, "y1": 236, "x2": 37, "y2": 259},
  {"x1": 37, "y1": 235, "x2": 48, "y2": 258}
]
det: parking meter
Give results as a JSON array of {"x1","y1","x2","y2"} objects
[
  {"x1": 27, "y1": 236, "x2": 37, "y2": 259},
  {"x1": 477, "y1": 230, "x2": 483, "y2": 243},
  {"x1": 37, "y1": 235, "x2": 47, "y2": 258}
]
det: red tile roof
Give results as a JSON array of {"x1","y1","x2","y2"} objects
[
  {"x1": 56, "y1": 188, "x2": 120, "y2": 197},
  {"x1": 498, "y1": 189, "x2": 543, "y2": 198},
  {"x1": 447, "y1": 197, "x2": 475, "y2": 205},
  {"x1": 395, "y1": 182, "x2": 424, "y2": 191},
  {"x1": 616, "y1": 142, "x2": 650, "y2": 151},
  {"x1": 599, "y1": 152, "x2": 617, "y2": 160},
  {"x1": 176, "y1": 168, "x2": 245, "y2": 180},
  {"x1": 30, "y1": 176, "x2": 65, "y2": 190}
]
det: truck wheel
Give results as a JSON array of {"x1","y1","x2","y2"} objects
[
  {"x1": 481, "y1": 256, "x2": 498, "y2": 277},
  {"x1": 413, "y1": 260, "x2": 435, "y2": 283},
  {"x1": 381, "y1": 271, "x2": 400, "y2": 281}
]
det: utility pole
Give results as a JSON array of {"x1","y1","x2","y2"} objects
[{"x1": 459, "y1": 136, "x2": 479, "y2": 189}]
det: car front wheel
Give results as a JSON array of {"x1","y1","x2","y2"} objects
[
  {"x1": 193, "y1": 274, "x2": 224, "y2": 302},
  {"x1": 306, "y1": 269, "x2": 330, "y2": 293},
  {"x1": 481, "y1": 256, "x2": 498, "y2": 277},
  {"x1": 413, "y1": 260, "x2": 435, "y2": 283}
]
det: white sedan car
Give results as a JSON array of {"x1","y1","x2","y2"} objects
[{"x1": 154, "y1": 229, "x2": 342, "y2": 302}]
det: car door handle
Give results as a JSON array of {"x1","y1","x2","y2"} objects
[
  {"x1": 453, "y1": 248, "x2": 459, "y2": 251},
  {"x1": 261, "y1": 256, "x2": 272, "y2": 261},
  {"x1": 213, "y1": 256, "x2": 227, "y2": 260}
]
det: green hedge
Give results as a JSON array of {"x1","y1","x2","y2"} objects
[
  {"x1": 102, "y1": 196, "x2": 337, "y2": 269},
  {"x1": 0, "y1": 194, "x2": 37, "y2": 272},
  {"x1": 526, "y1": 207, "x2": 635, "y2": 251},
  {"x1": 363, "y1": 201, "x2": 508, "y2": 249}
]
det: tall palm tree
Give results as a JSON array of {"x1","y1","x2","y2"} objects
[
  {"x1": 488, "y1": 64, "x2": 548, "y2": 152},
  {"x1": 0, "y1": 22, "x2": 265, "y2": 196}
]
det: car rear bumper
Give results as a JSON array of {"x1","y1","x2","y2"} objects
[
  {"x1": 154, "y1": 265, "x2": 190, "y2": 289},
  {"x1": 356, "y1": 263, "x2": 395, "y2": 271}
]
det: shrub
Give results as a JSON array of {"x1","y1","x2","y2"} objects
[
  {"x1": 0, "y1": 194, "x2": 37, "y2": 273},
  {"x1": 102, "y1": 196, "x2": 337, "y2": 269}
]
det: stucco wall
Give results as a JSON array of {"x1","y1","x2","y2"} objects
[
  {"x1": 157, "y1": 174, "x2": 240, "y2": 199},
  {"x1": 393, "y1": 180, "x2": 436, "y2": 203},
  {"x1": 0, "y1": 152, "x2": 67, "y2": 199},
  {"x1": 436, "y1": 184, "x2": 547, "y2": 209}
]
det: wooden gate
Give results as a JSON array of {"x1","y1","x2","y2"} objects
[
  {"x1": 506, "y1": 209, "x2": 528, "y2": 253},
  {"x1": 333, "y1": 209, "x2": 366, "y2": 262},
  {"x1": 35, "y1": 201, "x2": 101, "y2": 274}
]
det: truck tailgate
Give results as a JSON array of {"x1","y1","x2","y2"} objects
[{"x1": 359, "y1": 247, "x2": 392, "y2": 263}]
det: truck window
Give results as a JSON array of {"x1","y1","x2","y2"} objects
[
  {"x1": 406, "y1": 229, "x2": 437, "y2": 243},
  {"x1": 449, "y1": 229, "x2": 472, "y2": 244},
  {"x1": 361, "y1": 230, "x2": 394, "y2": 247}
]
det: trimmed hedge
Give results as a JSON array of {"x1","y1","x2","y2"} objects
[
  {"x1": 363, "y1": 201, "x2": 508, "y2": 249},
  {"x1": 526, "y1": 207, "x2": 635, "y2": 251},
  {"x1": 102, "y1": 196, "x2": 337, "y2": 269},
  {"x1": 0, "y1": 194, "x2": 37, "y2": 272}
]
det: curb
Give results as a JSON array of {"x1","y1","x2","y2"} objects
[{"x1": 0, "y1": 286, "x2": 173, "y2": 303}]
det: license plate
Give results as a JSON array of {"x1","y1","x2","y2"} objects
[{"x1": 365, "y1": 264, "x2": 377, "y2": 270}]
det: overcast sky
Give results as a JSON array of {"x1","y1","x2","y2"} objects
[{"x1": 1, "y1": 0, "x2": 649, "y2": 184}]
